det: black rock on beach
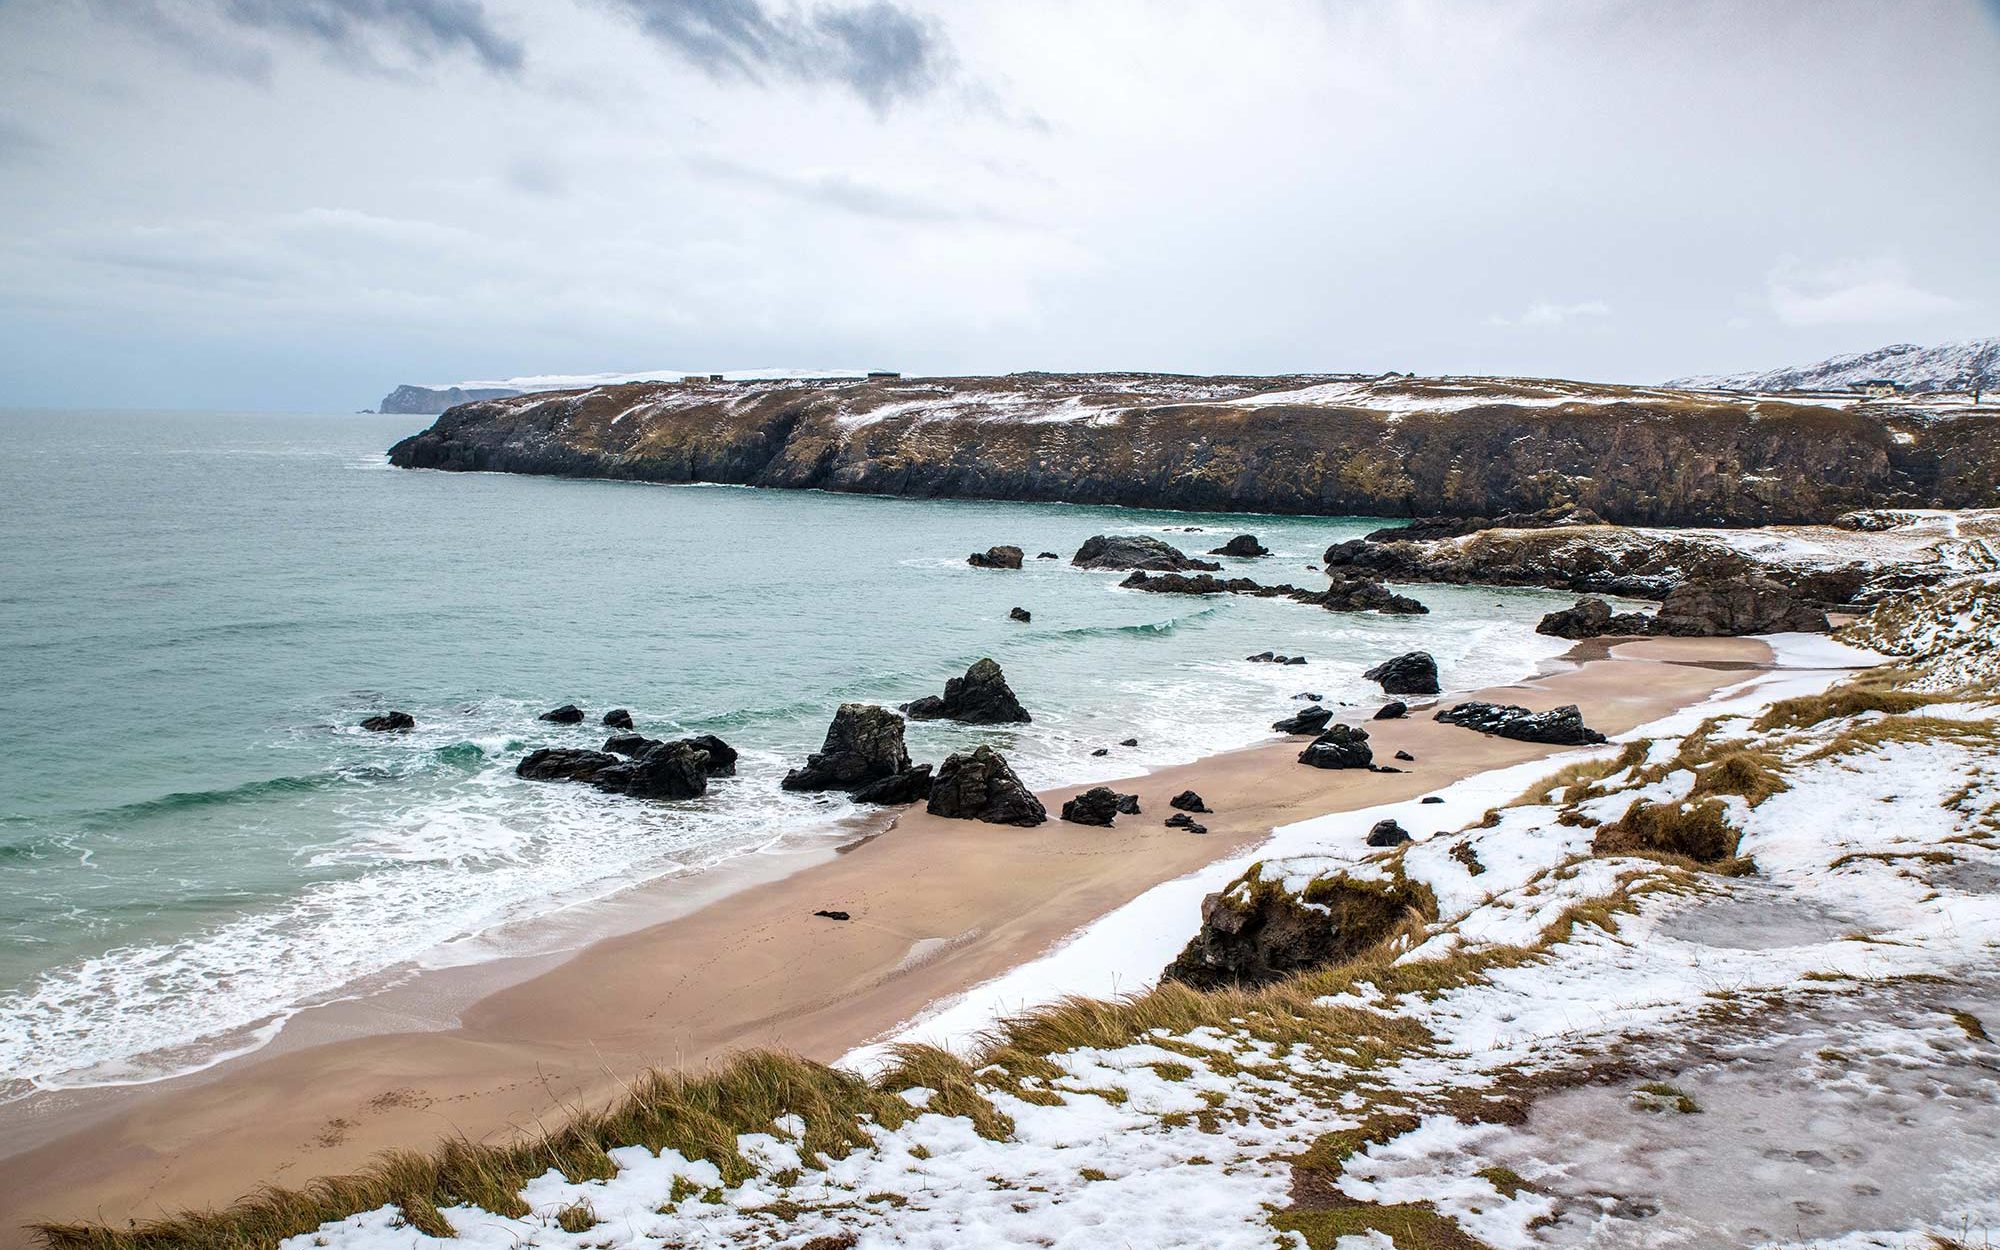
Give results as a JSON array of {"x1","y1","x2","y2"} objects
[
  {"x1": 1435, "y1": 701, "x2": 1606, "y2": 745},
  {"x1": 1363, "y1": 652, "x2": 1439, "y2": 695},
  {"x1": 927, "y1": 745, "x2": 1047, "y2": 826},
  {"x1": 783, "y1": 703, "x2": 915, "y2": 792}
]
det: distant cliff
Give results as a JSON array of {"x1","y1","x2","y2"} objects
[
  {"x1": 385, "y1": 372, "x2": 2000, "y2": 526},
  {"x1": 379, "y1": 384, "x2": 522, "y2": 415},
  {"x1": 1669, "y1": 337, "x2": 1999, "y2": 395}
]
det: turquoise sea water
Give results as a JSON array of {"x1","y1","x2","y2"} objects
[{"x1": 0, "y1": 409, "x2": 1573, "y2": 1095}]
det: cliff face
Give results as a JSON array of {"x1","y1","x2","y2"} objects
[
  {"x1": 379, "y1": 384, "x2": 523, "y2": 415},
  {"x1": 385, "y1": 373, "x2": 2000, "y2": 525}
]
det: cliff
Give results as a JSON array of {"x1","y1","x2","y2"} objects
[
  {"x1": 385, "y1": 372, "x2": 2000, "y2": 525},
  {"x1": 379, "y1": 384, "x2": 523, "y2": 415},
  {"x1": 1669, "y1": 336, "x2": 1999, "y2": 395}
]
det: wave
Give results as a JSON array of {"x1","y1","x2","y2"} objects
[{"x1": 1051, "y1": 605, "x2": 1226, "y2": 641}]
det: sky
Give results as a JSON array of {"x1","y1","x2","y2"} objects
[{"x1": 0, "y1": 0, "x2": 1995, "y2": 411}]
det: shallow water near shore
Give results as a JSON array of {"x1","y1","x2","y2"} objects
[{"x1": 0, "y1": 409, "x2": 1574, "y2": 1098}]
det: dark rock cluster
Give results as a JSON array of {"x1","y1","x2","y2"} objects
[
  {"x1": 1124, "y1": 570, "x2": 1426, "y2": 615},
  {"x1": 360, "y1": 711, "x2": 414, "y2": 732},
  {"x1": 968, "y1": 545, "x2": 1024, "y2": 569},
  {"x1": 1298, "y1": 724, "x2": 1373, "y2": 769},
  {"x1": 1061, "y1": 786, "x2": 1140, "y2": 826},
  {"x1": 1072, "y1": 534, "x2": 1221, "y2": 572},
  {"x1": 927, "y1": 745, "x2": 1046, "y2": 826},
  {"x1": 1434, "y1": 701, "x2": 1606, "y2": 745},
  {"x1": 1363, "y1": 651, "x2": 1439, "y2": 695},
  {"x1": 1537, "y1": 577, "x2": 1830, "y2": 639},
  {"x1": 1209, "y1": 534, "x2": 1270, "y2": 557},
  {"x1": 781, "y1": 703, "x2": 925, "y2": 798},
  {"x1": 1163, "y1": 867, "x2": 1426, "y2": 990},
  {"x1": 902, "y1": 658, "x2": 1032, "y2": 724}
]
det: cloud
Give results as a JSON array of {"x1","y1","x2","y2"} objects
[
  {"x1": 607, "y1": 0, "x2": 949, "y2": 110},
  {"x1": 77, "y1": 0, "x2": 522, "y2": 78},
  {"x1": 687, "y1": 154, "x2": 1017, "y2": 224},
  {"x1": 1765, "y1": 256, "x2": 1964, "y2": 326},
  {"x1": 0, "y1": 117, "x2": 42, "y2": 164},
  {"x1": 1485, "y1": 300, "x2": 1611, "y2": 329}
]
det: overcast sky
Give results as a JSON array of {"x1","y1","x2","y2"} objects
[{"x1": 1, "y1": 0, "x2": 1995, "y2": 410}]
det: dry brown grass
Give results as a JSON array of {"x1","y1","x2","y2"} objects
[{"x1": 1594, "y1": 797, "x2": 1741, "y2": 865}]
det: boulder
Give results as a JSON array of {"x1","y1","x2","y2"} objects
[
  {"x1": 1421, "y1": 795, "x2": 1444, "y2": 804},
  {"x1": 1394, "y1": 749, "x2": 1415, "y2": 762},
  {"x1": 1072, "y1": 534, "x2": 1221, "y2": 573},
  {"x1": 1366, "y1": 819, "x2": 1411, "y2": 847},
  {"x1": 782, "y1": 703, "x2": 913, "y2": 791},
  {"x1": 604, "y1": 733, "x2": 664, "y2": 756},
  {"x1": 968, "y1": 545, "x2": 1024, "y2": 570},
  {"x1": 1166, "y1": 813, "x2": 1207, "y2": 833},
  {"x1": 1650, "y1": 575, "x2": 1830, "y2": 636},
  {"x1": 851, "y1": 764, "x2": 935, "y2": 806},
  {"x1": 1162, "y1": 864, "x2": 1425, "y2": 990},
  {"x1": 1298, "y1": 724, "x2": 1373, "y2": 769},
  {"x1": 1037, "y1": 551, "x2": 1060, "y2": 560},
  {"x1": 1061, "y1": 786, "x2": 1130, "y2": 826},
  {"x1": 1435, "y1": 701, "x2": 1606, "y2": 745},
  {"x1": 901, "y1": 658, "x2": 1032, "y2": 724},
  {"x1": 1273, "y1": 706, "x2": 1334, "y2": 735},
  {"x1": 813, "y1": 909, "x2": 851, "y2": 921},
  {"x1": 1120, "y1": 737, "x2": 1139, "y2": 747},
  {"x1": 538, "y1": 704, "x2": 585, "y2": 724},
  {"x1": 360, "y1": 711, "x2": 415, "y2": 732},
  {"x1": 1009, "y1": 606, "x2": 1032, "y2": 623},
  {"x1": 1363, "y1": 652, "x2": 1439, "y2": 695},
  {"x1": 1296, "y1": 692, "x2": 1324, "y2": 702},
  {"x1": 678, "y1": 733, "x2": 739, "y2": 777},
  {"x1": 601, "y1": 708, "x2": 635, "y2": 729},
  {"x1": 595, "y1": 739, "x2": 711, "y2": 800},
  {"x1": 1304, "y1": 574, "x2": 1428, "y2": 615},
  {"x1": 1117, "y1": 792, "x2": 1142, "y2": 814},
  {"x1": 1373, "y1": 701, "x2": 1408, "y2": 720},
  {"x1": 927, "y1": 745, "x2": 1047, "y2": 826},
  {"x1": 1170, "y1": 790, "x2": 1211, "y2": 813},
  {"x1": 1209, "y1": 534, "x2": 1270, "y2": 557},
  {"x1": 1535, "y1": 597, "x2": 1653, "y2": 640},
  {"x1": 517, "y1": 747, "x2": 619, "y2": 782}
]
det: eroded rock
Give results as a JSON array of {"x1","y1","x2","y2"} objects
[
  {"x1": 1210, "y1": 534, "x2": 1270, "y2": 557},
  {"x1": 902, "y1": 658, "x2": 1031, "y2": 724},
  {"x1": 1072, "y1": 534, "x2": 1221, "y2": 572},
  {"x1": 1364, "y1": 652, "x2": 1439, "y2": 695},
  {"x1": 1298, "y1": 724, "x2": 1373, "y2": 769},
  {"x1": 782, "y1": 703, "x2": 912, "y2": 791},
  {"x1": 1435, "y1": 701, "x2": 1606, "y2": 745},
  {"x1": 926, "y1": 745, "x2": 1046, "y2": 826},
  {"x1": 360, "y1": 711, "x2": 415, "y2": 732},
  {"x1": 969, "y1": 545, "x2": 1024, "y2": 570}
]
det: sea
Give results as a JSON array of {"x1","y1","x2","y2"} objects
[{"x1": 0, "y1": 408, "x2": 1575, "y2": 1099}]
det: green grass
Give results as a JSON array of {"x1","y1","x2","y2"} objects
[{"x1": 1631, "y1": 1081, "x2": 1701, "y2": 1114}]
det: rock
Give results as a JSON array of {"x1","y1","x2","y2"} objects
[
  {"x1": 1303, "y1": 574, "x2": 1428, "y2": 615},
  {"x1": 1298, "y1": 724, "x2": 1373, "y2": 769},
  {"x1": 1363, "y1": 652, "x2": 1439, "y2": 695},
  {"x1": 1165, "y1": 813, "x2": 1208, "y2": 833},
  {"x1": 1650, "y1": 575, "x2": 1831, "y2": 636},
  {"x1": 1091, "y1": 747, "x2": 1109, "y2": 756},
  {"x1": 1170, "y1": 790, "x2": 1211, "y2": 813},
  {"x1": 1421, "y1": 795, "x2": 1444, "y2": 804},
  {"x1": 517, "y1": 747, "x2": 620, "y2": 782},
  {"x1": 678, "y1": 733, "x2": 739, "y2": 776},
  {"x1": 1362, "y1": 504, "x2": 1607, "y2": 545},
  {"x1": 1394, "y1": 749, "x2": 1414, "y2": 761},
  {"x1": 1061, "y1": 786, "x2": 1132, "y2": 826},
  {"x1": 927, "y1": 745, "x2": 1047, "y2": 826},
  {"x1": 1072, "y1": 534, "x2": 1221, "y2": 573},
  {"x1": 1120, "y1": 737, "x2": 1139, "y2": 747},
  {"x1": 604, "y1": 733, "x2": 664, "y2": 756},
  {"x1": 1366, "y1": 819, "x2": 1411, "y2": 847},
  {"x1": 813, "y1": 909, "x2": 851, "y2": 921},
  {"x1": 851, "y1": 764, "x2": 934, "y2": 805},
  {"x1": 601, "y1": 708, "x2": 634, "y2": 729},
  {"x1": 1209, "y1": 534, "x2": 1270, "y2": 557},
  {"x1": 1009, "y1": 606, "x2": 1032, "y2": 623},
  {"x1": 1284, "y1": 655, "x2": 1307, "y2": 665},
  {"x1": 1435, "y1": 701, "x2": 1606, "y2": 745},
  {"x1": 1296, "y1": 692, "x2": 1324, "y2": 702},
  {"x1": 968, "y1": 545, "x2": 1024, "y2": 570},
  {"x1": 538, "y1": 704, "x2": 586, "y2": 724},
  {"x1": 901, "y1": 658, "x2": 1031, "y2": 724},
  {"x1": 360, "y1": 711, "x2": 415, "y2": 732},
  {"x1": 1273, "y1": 706, "x2": 1334, "y2": 735},
  {"x1": 1369, "y1": 764, "x2": 1404, "y2": 773},
  {"x1": 1126, "y1": 570, "x2": 1425, "y2": 615},
  {"x1": 1373, "y1": 701, "x2": 1408, "y2": 720},
  {"x1": 1116, "y1": 792, "x2": 1141, "y2": 814},
  {"x1": 596, "y1": 739, "x2": 711, "y2": 800},
  {"x1": 1247, "y1": 651, "x2": 1276, "y2": 662},
  {"x1": 1037, "y1": 551, "x2": 1059, "y2": 560},
  {"x1": 1162, "y1": 864, "x2": 1426, "y2": 990},
  {"x1": 782, "y1": 703, "x2": 913, "y2": 791},
  {"x1": 1535, "y1": 597, "x2": 1653, "y2": 640}
]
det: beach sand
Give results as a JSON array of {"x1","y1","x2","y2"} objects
[{"x1": 0, "y1": 636, "x2": 1780, "y2": 1244}]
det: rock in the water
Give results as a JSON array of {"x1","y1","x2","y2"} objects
[
  {"x1": 1209, "y1": 534, "x2": 1270, "y2": 557},
  {"x1": 1120, "y1": 737, "x2": 1139, "y2": 747},
  {"x1": 1061, "y1": 786, "x2": 1132, "y2": 826},
  {"x1": 927, "y1": 745, "x2": 1047, "y2": 826},
  {"x1": 1296, "y1": 692, "x2": 1324, "y2": 702},
  {"x1": 538, "y1": 704, "x2": 585, "y2": 724},
  {"x1": 1650, "y1": 575, "x2": 1831, "y2": 636},
  {"x1": 968, "y1": 545, "x2": 1024, "y2": 569},
  {"x1": 813, "y1": 909, "x2": 851, "y2": 921},
  {"x1": 1072, "y1": 534, "x2": 1221, "y2": 573},
  {"x1": 596, "y1": 739, "x2": 712, "y2": 800},
  {"x1": 1165, "y1": 813, "x2": 1208, "y2": 833},
  {"x1": 1535, "y1": 597, "x2": 1653, "y2": 640},
  {"x1": 1363, "y1": 651, "x2": 1439, "y2": 695},
  {"x1": 1162, "y1": 864, "x2": 1425, "y2": 990},
  {"x1": 1037, "y1": 551, "x2": 1059, "y2": 560},
  {"x1": 782, "y1": 703, "x2": 913, "y2": 791},
  {"x1": 1373, "y1": 701, "x2": 1408, "y2": 720},
  {"x1": 1366, "y1": 819, "x2": 1411, "y2": 847},
  {"x1": 1090, "y1": 747, "x2": 1109, "y2": 756},
  {"x1": 1298, "y1": 724, "x2": 1373, "y2": 769},
  {"x1": 1435, "y1": 701, "x2": 1606, "y2": 745},
  {"x1": 360, "y1": 711, "x2": 415, "y2": 732},
  {"x1": 517, "y1": 747, "x2": 620, "y2": 781},
  {"x1": 601, "y1": 708, "x2": 635, "y2": 729},
  {"x1": 1009, "y1": 606, "x2": 1032, "y2": 623},
  {"x1": 901, "y1": 657, "x2": 1031, "y2": 724},
  {"x1": 678, "y1": 733, "x2": 739, "y2": 777},
  {"x1": 851, "y1": 764, "x2": 934, "y2": 806},
  {"x1": 1170, "y1": 790, "x2": 1211, "y2": 813},
  {"x1": 1273, "y1": 705, "x2": 1334, "y2": 735},
  {"x1": 604, "y1": 733, "x2": 664, "y2": 757}
]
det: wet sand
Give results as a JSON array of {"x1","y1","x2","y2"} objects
[{"x1": 0, "y1": 636, "x2": 1778, "y2": 1244}]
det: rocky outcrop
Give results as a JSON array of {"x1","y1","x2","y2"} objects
[
  {"x1": 1536, "y1": 597, "x2": 1653, "y2": 639},
  {"x1": 1170, "y1": 790, "x2": 1210, "y2": 813},
  {"x1": 1060, "y1": 787, "x2": 1135, "y2": 826},
  {"x1": 1435, "y1": 702, "x2": 1605, "y2": 745},
  {"x1": 1273, "y1": 706, "x2": 1334, "y2": 735},
  {"x1": 968, "y1": 545, "x2": 1023, "y2": 569},
  {"x1": 385, "y1": 373, "x2": 2000, "y2": 526},
  {"x1": 926, "y1": 745, "x2": 1046, "y2": 826},
  {"x1": 517, "y1": 747, "x2": 617, "y2": 781},
  {"x1": 604, "y1": 733, "x2": 661, "y2": 756},
  {"x1": 1122, "y1": 570, "x2": 1426, "y2": 615},
  {"x1": 379, "y1": 384, "x2": 520, "y2": 415},
  {"x1": 1162, "y1": 863, "x2": 1428, "y2": 990},
  {"x1": 1298, "y1": 724, "x2": 1373, "y2": 769},
  {"x1": 1373, "y1": 701, "x2": 1407, "y2": 720},
  {"x1": 1073, "y1": 535, "x2": 1220, "y2": 572},
  {"x1": 782, "y1": 703, "x2": 913, "y2": 792},
  {"x1": 852, "y1": 763, "x2": 934, "y2": 806},
  {"x1": 1364, "y1": 652, "x2": 1439, "y2": 695},
  {"x1": 902, "y1": 658, "x2": 1031, "y2": 724},
  {"x1": 1650, "y1": 575, "x2": 1830, "y2": 636},
  {"x1": 1210, "y1": 534, "x2": 1270, "y2": 557},
  {"x1": 518, "y1": 735, "x2": 731, "y2": 799},
  {"x1": 1364, "y1": 504, "x2": 1605, "y2": 544},
  {"x1": 1166, "y1": 813, "x2": 1208, "y2": 833},
  {"x1": 602, "y1": 708, "x2": 634, "y2": 729},
  {"x1": 538, "y1": 704, "x2": 585, "y2": 724},
  {"x1": 360, "y1": 711, "x2": 415, "y2": 732},
  {"x1": 1009, "y1": 607, "x2": 1032, "y2": 623},
  {"x1": 1366, "y1": 819, "x2": 1411, "y2": 847}
]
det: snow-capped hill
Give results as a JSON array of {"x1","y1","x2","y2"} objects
[{"x1": 1669, "y1": 337, "x2": 1999, "y2": 394}]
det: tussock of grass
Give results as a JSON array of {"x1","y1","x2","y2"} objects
[
  {"x1": 553, "y1": 1199, "x2": 598, "y2": 1233},
  {"x1": 1631, "y1": 1081, "x2": 1701, "y2": 1114},
  {"x1": 1594, "y1": 797, "x2": 1741, "y2": 865},
  {"x1": 1685, "y1": 750, "x2": 1789, "y2": 806},
  {"x1": 1950, "y1": 1009, "x2": 1989, "y2": 1042},
  {"x1": 1751, "y1": 687, "x2": 1939, "y2": 732},
  {"x1": 874, "y1": 1044, "x2": 1013, "y2": 1141},
  {"x1": 1507, "y1": 739, "x2": 1651, "y2": 808},
  {"x1": 1474, "y1": 1164, "x2": 1533, "y2": 1199}
]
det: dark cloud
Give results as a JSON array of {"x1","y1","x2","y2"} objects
[
  {"x1": 78, "y1": 0, "x2": 522, "y2": 78},
  {"x1": 611, "y1": 0, "x2": 948, "y2": 110}
]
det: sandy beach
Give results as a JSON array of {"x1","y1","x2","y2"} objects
[{"x1": 0, "y1": 635, "x2": 1780, "y2": 1245}]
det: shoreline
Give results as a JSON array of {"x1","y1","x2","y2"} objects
[{"x1": 0, "y1": 635, "x2": 1825, "y2": 1245}]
